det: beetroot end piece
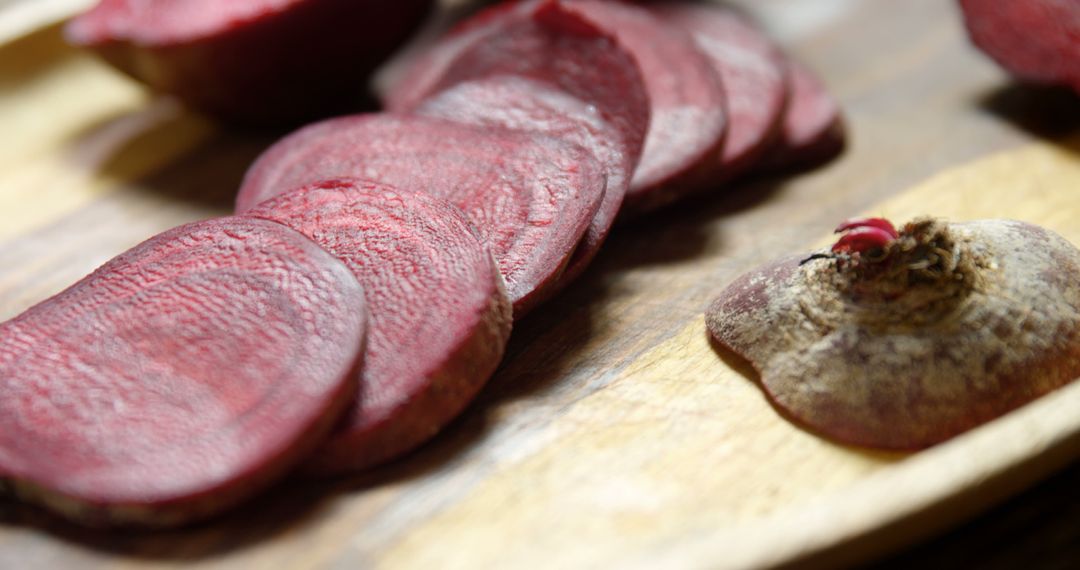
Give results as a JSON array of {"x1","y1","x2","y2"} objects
[
  {"x1": 66, "y1": 0, "x2": 437, "y2": 124},
  {"x1": 707, "y1": 219, "x2": 1080, "y2": 450}
]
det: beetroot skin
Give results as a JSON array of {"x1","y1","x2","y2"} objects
[
  {"x1": 960, "y1": 0, "x2": 1080, "y2": 94},
  {"x1": 246, "y1": 179, "x2": 513, "y2": 474},
  {"x1": 650, "y1": 2, "x2": 789, "y2": 184},
  {"x1": 707, "y1": 218, "x2": 1080, "y2": 449},
  {"x1": 66, "y1": 0, "x2": 435, "y2": 124},
  {"x1": 406, "y1": 0, "x2": 650, "y2": 287},
  {"x1": 0, "y1": 217, "x2": 367, "y2": 526},
  {"x1": 236, "y1": 113, "x2": 606, "y2": 317}
]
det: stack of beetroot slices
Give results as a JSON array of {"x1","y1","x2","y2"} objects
[{"x1": 0, "y1": 0, "x2": 845, "y2": 527}]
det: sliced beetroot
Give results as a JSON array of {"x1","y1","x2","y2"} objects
[
  {"x1": 959, "y1": 0, "x2": 1080, "y2": 94},
  {"x1": 707, "y1": 218, "x2": 1080, "y2": 449},
  {"x1": 66, "y1": 0, "x2": 435, "y2": 124},
  {"x1": 559, "y1": 0, "x2": 727, "y2": 213},
  {"x1": 246, "y1": 179, "x2": 512, "y2": 474},
  {"x1": 650, "y1": 2, "x2": 789, "y2": 183},
  {"x1": 415, "y1": 76, "x2": 636, "y2": 289},
  {"x1": 236, "y1": 113, "x2": 605, "y2": 317},
  {"x1": 763, "y1": 60, "x2": 846, "y2": 171},
  {"x1": 410, "y1": 0, "x2": 650, "y2": 285},
  {"x1": 0, "y1": 217, "x2": 367, "y2": 526},
  {"x1": 380, "y1": 0, "x2": 537, "y2": 113}
]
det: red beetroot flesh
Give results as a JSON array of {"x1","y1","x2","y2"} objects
[
  {"x1": 650, "y1": 2, "x2": 789, "y2": 184},
  {"x1": 960, "y1": 0, "x2": 1080, "y2": 94},
  {"x1": 380, "y1": 0, "x2": 537, "y2": 113},
  {"x1": 410, "y1": 0, "x2": 649, "y2": 285},
  {"x1": 765, "y1": 60, "x2": 846, "y2": 171},
  {"x1": 246, "y1": 180, "x2": 512, "y2": 474},
  {"x1": 0, "y1": 217, "x2": 367, "y2": 526},
  {"x1": 415, "y1": 78, "x2": 629, "y2": 288},
  {"x1": 561, "y1": 0, "x2": 727, "y2": 213},
  {"x1": 236, "y1": 114, "x2": 606, "y2": 317},
  {"x1": 66, "y1": 0, "x2": 435, "y2": 124}
]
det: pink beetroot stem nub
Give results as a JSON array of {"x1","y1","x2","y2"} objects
[
  {"x1": 834, "y1": 217, "x2": 898, "y2": 238},
  {"x1": 831, "y1": 226, "x2": 896, "y2": 255}
]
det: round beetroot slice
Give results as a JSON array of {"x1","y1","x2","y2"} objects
[
  {"x1": 707, "y1": 220, "x2": 1080, "y2": 449},
  {"x1": 960, "y1": 0, "x2": 1080, "y2": 94},
  {"x1": 245, "y1": 180, "x2": 513, "y2": 474},
  {"x1": 562, "y1": 0, "x2": 727, "y2": 211},
  {"x1": 236, "y1": 113, "x2": 605, "y2": 317},
  {"x1": 0, "y1": 217, "x2": 367, "y2": 526},
  {"x1": 66, "y1": 0, "x2": 435, "y2": 123},
  {"x1": 764, "y1": 60, "x2": 846, "y2": 171},
  {"x1": 427, "y1": 0, "x2": 652, "y2": 173},
  {"x1": 650, "y1": 2, "x2": 789, "y2": 184},
  {"x1": 380, "y1": 0, "x2": 537, "y2": 112},
  {"x1": 417, "y1": 76, "x2": 630, "y2": 290},
  {"x1": 413, "y1": 0, "x2": 650, "y2": 285}
]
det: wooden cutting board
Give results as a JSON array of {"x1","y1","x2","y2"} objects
[{"x1": 2, "y1": 1, "x2": 1080, "y2": 568}]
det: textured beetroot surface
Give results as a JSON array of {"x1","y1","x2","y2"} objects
[
  {"x1": 380, "y1": 0, "x2": 536, "y2": 112},
  {"x1": 651, "y1": 2, "x2": 788, "y2": 184},
  {"x1": 561, "y1": 0, "x2": 727, "y2": 213},
  {"x1": 246, "y1": 180, "x2": 512, "y2": 474},
  {"x1": 765, "y1": 60, "x2": 846, "y2": 171},
  {"x1": 66, "y1": 0, "x2": 435, "y2": 124},
  {"x1": 960, "y1": 0, "x2": 1080, "y2": 94},
  {"x1": 412, "y1": 0, "x2": 649, "y2": 286},
  {"x1": 707, "y1": 220, "x2": 1080, "y2": 449},
  {"x1": 236, "y1": 113, "x2": 605, "y2": 317},
  {"x1": 0, "y1": 217, "x2": 367, "y2": 526}
]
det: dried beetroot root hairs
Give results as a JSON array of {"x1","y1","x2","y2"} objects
[
  {"x1": 245, "y1": 179, "x2": 512, "y2": 474},
  {"x1": 235, "y1": 113, "x2": 606, "y2": 318},
  {"x1": 708, "y1": 217, "x2": 1080, "y2": 450},
  {"x1": 66, "y1": 0, "x2": 436, "y2": 124},
  {"x1": 0, "y1": 216, "x2": 367, "y2": 526}
]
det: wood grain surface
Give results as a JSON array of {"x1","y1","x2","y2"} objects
[{"x1": 1, "y1": 1, "x2": 1080, "y2": 568}]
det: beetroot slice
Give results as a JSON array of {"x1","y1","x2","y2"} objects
[
  {"x1": 706, "y1": 219, "x2": 1080, "y2": 449},
  {"x1": 66, "y1": 0, "x2": 435, "y2": 124},
  {"x1": 236, "y1": 114, "x2": 605, "y2": 317},
  {"x1": 415, "y1": 77, "x2": 632, "y2": 290},
  {"x1": 412, "y1": 0, "x2": 650, "y2": 286},
  {"x1": 380, "y1": 0, "x2": 536, "y2": 112},
  {"x1": 0, "y1": 217, "x2": 366, "y2": 526},
  {"x1": 560, "y1": 0, "x2": 727, "y2": 213},
  {"x1": 245, "y1": 179, "x2": 512, "y2": 474},
  {"x1": 763, "y1": 60, "x2": 846, "y2": 171},
  {"x1": 959, "y1": 0, "x2": 1080, "y2": 94},
  {"x1": 650, "y1": 2, "x2": 789, "y2": 184}
]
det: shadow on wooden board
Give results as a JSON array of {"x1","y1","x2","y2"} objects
[
  {"x1": 978, "y1": 83, "x2": 1080, "y2": 148},
  {"x1": 607, "y1": 173, "x2": 789, "y2": 271},
  {"x1": 119, "y1": 127, "x2": 279, "y2": 210}
]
